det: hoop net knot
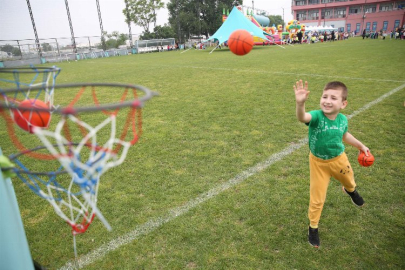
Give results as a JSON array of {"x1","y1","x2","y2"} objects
[
  {"x1": 69, "y1": 212, "x2": 96, "y2": 235},
  {"x1": 131, "y1": 100, "x2": 141, "y2": 108},
  {"x1": 61, "y1": 107, "x2": 77, "y2": 115}
]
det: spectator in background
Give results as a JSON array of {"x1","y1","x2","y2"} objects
[
  {"x1": 297, "y1": 30, "x2": 303, "y2": 44},
  {"x1": 307, "y1": 31, "x2": 312, "y2": 44}
]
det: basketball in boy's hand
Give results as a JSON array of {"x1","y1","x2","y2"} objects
[
  {"x1": 13, "y1": 99, "x2": 51, "y2": 133},
  {"x1": 358, "y1": 151, "x2": 374, "y2": 167},
  {"x1": 228, "y1": 29, "x2": 254, "y2": 56}
]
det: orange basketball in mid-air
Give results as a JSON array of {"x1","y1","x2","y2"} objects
[
  {"x1": 358, "y1": 151, "x2": 374, "y2": 167},
  {"x1": 228, "y1": 29, "x2": 254, "y2": 56},
  {"x1": 13, "y1": 99, "x2": 51, "y2": 133}
]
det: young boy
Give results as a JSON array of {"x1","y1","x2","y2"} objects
[{"x1": 294, "y1": 80, "x2": 370, "y2": 248}]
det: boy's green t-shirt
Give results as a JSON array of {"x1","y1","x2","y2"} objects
[{"x1": 306, "y1": 110, "x2": 348, "y2": 160}]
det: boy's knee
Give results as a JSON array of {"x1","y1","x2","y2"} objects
[
  {"x1": 311, "y1": 201, "x2": 324, "y2": 209},
  {"x1": 309, "y1": 199, "x2": 325, "y2": 213}
]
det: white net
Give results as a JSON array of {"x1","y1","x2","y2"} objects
[{"x1": 32, "y1": 114, "x2": 133, "y2": 232}]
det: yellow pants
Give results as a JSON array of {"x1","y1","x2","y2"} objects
[{"x1": 308, "y1": 152, "x2": 356, "y2": 228}]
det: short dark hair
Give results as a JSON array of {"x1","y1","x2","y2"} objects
[{"x1": 323, "y1": 81, "x2": 348, "y2": 101}]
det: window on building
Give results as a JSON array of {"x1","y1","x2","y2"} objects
[
  {"x1": 338, "y1": 27, "x2": 345, "y2": 32},
  {"x1": 356, "y1": 23, "x2": 361, "y2": 33},
  {"x1": 379, "y1": 4, "x2": 393, "y2": 11},
  {"x1": 383, "y1": 21, "x2": 388, "y2": 31},
  {"x1": 335, "y1": 8, "x2": 346, "y2": 18},
  {"x1": 295, "y1": 0, "x2": 306, "y2": 6},
  {"x1": 364, "y1": 5, "x2": 376, "y2": 13},
  {"x1": 309, "y1": 10, "x2": 319, "y2": 20},
  {"x1": 297, "y1": 12, "x2": 307, "y2": 21},
  {"x1": 349, "y1": 6, "x2": 360, "y2": 14},
  {"x1": 394, "y1": 20, "x2": 400, "y2": 30},
  {"x1": 323, "y1": 10, "x2": 332, "y2": 19},
  {"x1": 396, "y1": 1, "x2": 405, "y2": 9},
  {"x1": 366, "y1": 22, "x2": 371, "y2": 31},
  {"x1": 321, "y1": 0, "x2": 333, "y2": 3},
  {"x1": 335, "y1": 0, "x2": 348, "y2": 2},
  {"x1": 372, "y1": 22, "x2": 377, "y2": 31},
  {"x1": 347, "y1": 24, "x2": 351, "y2": 32}
]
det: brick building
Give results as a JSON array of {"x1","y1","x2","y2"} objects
[{"x1": 291, "y1": 0, "x2": 405, "y2": 34}]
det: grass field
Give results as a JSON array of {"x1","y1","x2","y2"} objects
[{"x1": 1, "y1": 37, "x2": 405, "y2": 269}]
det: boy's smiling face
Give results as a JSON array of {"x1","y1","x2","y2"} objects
[{"x1": 319, "y1": 89, "x2": 348, "y2": 119}]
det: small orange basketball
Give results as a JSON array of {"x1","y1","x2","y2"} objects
[
  {"x1": 358, "y1": 151, "x2": 374, "y2": 167},
  {"x1": 13, "y1": 99, "x2": 51, "y2": 133},
  {"x1": 228, "y1": 29, "x2": 254, "y2": 56}
]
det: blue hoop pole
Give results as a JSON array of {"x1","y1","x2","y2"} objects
[{"x1": 0, "y1": 147, "x2": 34, "y2": 270}]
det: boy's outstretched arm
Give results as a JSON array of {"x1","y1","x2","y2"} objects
[
  {"x1": 294, "y1": 80, "x2": 312, "y2": 123},
  {"x1": 343, "y1": 132, "x2": 370, "y2": 155}
]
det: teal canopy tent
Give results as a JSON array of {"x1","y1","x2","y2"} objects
[{"x1": 204, "y1": 6, "x2": 269, "y2": 48}]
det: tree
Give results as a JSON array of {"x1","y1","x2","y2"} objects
[
  {"x1": 140, "y1": 24, "x2": 176, "y2": 40},
  {"x1": 1, "y1": 44, "x2": 21, "y2": 56},
  {"x1": 124, "y1": 0, "x2": 164, "y2": 33},
  {"x1": 96, "y1": 31, "x2": 128, "y2": 49},
  {"x1": 267, "y1": 15, "x2": 284, "y2": 29},
  {"x1": 154, "y1": 25, "x2": 176, "y2": 39},
  {"x1": 118, "y1": 33, "x2": 128, "y2": 45},
  {"x1": 41, "y1": 43, "x2": 53, "y2": 52},
  {"x1": 12, "y1": 47, "x2": 22, "y2": 56},
  {"x1": 107, "y1": 31, "x2": 120, "y2": 41},
  {"x1": 167, "y1": 0, "x2": 235, "y2": 42},
  {"x1": 1, "y1": 44, "x2": 15, "y2": 54}
]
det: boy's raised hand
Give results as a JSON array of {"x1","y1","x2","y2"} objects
[{"x1": 294, "y1": 80, "x2": 310, "y2": 104}]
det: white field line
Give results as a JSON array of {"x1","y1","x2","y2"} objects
[{"x1": 60, "y1": 83, "x2": 405, "y2": 269}]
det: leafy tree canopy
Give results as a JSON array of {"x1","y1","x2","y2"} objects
[
  {"x1": 1, "y1": 44, "x2": 15, "y2": 54},
  {"x1": 42, "y1": 43, "x2": 53, "y2": 52},
  {"x1": 124, "y1": 0, "x2": 164, "y2": 33},
  {"x1": 1, "y1": 44, "x2": 22, "y2": 56},
  {"x1": 167, "y1": 0, "x2": 235, "y2": 42},
  {"x1": 98, "y1": 31, "x2": 128, "y2": 49},
  {"x1": 141, "y1": 24, "x2": 176, "y2": 40},
  {"x1": 267, "y1": 15, "x2": 284, "y2": 28}
]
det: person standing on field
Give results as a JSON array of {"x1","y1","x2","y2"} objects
[{"x1": 293, "y1": 80, "x2": 370, "y2": 248}]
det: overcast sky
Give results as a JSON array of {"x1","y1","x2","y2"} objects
[{"x1": 0, "y1": 0, "x2": 293, "y2": 42}]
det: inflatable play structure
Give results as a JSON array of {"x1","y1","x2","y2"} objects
[
  {"x1": 220, "y1": 6, "x2": 306, "y2": 45},
  {"x1": 221, "y1": 6, "x2": 280, "y2": 45},
  {"x1": 285, "y1": 20, "x2": 306, "y2": 38},
  {"x1": 247, "y1": 12, "x2": 280, "y2": 45},
  {"x1": 204, "y1": 6, "x2": 307, "y2": 52},
  {"x1": 205, "y1": 6, "x2": 270, "y2": 49}
]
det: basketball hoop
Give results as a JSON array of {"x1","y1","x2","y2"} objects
[{"x1": 0, "y1": 82, "x2": 156, "y2": 259}]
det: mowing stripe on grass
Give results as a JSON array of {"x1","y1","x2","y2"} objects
[
  {"x1": 60, "y1": 83, "x2": 405, "y2": 269},
  {"x1": 155, "y1": 65, "x2": 405, "y2": 83}
]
